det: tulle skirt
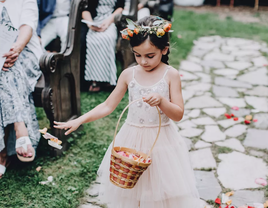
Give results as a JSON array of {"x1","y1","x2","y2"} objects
[{"x1": 97, "y1": 121, "x2": 200, "y2": 208}]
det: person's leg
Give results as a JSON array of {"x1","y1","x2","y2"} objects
[
  {"x1": 40, "y1": 19, "x2": 58, "y2": 49},
  {"x1": 56, "y1": 16, "x2": 69, "y2": 53},
  {"x1": 0, "y1": 126, "x2": 9, "y2": 178},
  {"x1": 14, "y1": 122, "x2": 34, "y2": 158}
]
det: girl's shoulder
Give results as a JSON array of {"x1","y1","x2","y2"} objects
[
  {"x1": 166, "y1": 65, "x2": 181, "y2": 79},
  {"x1": 118, "y1": 66, "x2": 136, "y2": 84}
]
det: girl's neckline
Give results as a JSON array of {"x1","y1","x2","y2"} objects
[{"x1": 132, "y1": 65, "x2": 170, "y2": 88}]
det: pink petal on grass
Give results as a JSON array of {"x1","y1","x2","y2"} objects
[
  {"x1": 255, "y1": 178, "x2": 267, "y2": 186},
  {"x1": 253, "y1": 119, "x2": 258, "y2": 122},
  {"x1": 232, "y1": 106, "x2": 239, "y2": 111}
]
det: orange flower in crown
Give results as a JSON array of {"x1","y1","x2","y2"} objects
[{"x1": 120, "y1": 17, "x2": 173, "y2": 40}]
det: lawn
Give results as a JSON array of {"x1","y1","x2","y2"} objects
[{"x1": 1, "y1": 8, "x2": 268, "y2": 208}]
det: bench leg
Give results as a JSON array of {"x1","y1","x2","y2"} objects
[
  {"x1": 254, "y1": 0, "x2": 259, "y2": 10},
  {"x1": 217, "y1": 0, "x2": 220, "y2": 6},
  {"x1": 230, "y1": 0, "x2": 234, "y2": 8}
]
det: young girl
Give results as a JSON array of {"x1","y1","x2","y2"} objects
[{"x1": 54, "y1": 16, "x2": 200, "y2": 208}]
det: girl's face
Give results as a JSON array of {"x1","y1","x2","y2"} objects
[{"x1": 132, "y1": 38, "x2": 168, "y2": 72}]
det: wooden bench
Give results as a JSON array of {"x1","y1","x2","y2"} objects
[
  {"x1": 33, "y1": 0, "x2": 88, "y2": 155},
  {"x1": 217, "y1": 0, "x2": 259, "y2": 10},
  {"x1": 34, "y1": 0, "x2": 143, "y2": 155}
]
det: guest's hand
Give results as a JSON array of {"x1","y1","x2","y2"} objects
[
  {"x1": 138, "y1": 3, "x2": 144, "y2": 10},
  {"x1": 2, "y1": 45, "x2": 21, "y2": 71},
  {"x1": 98, "y1": 16, "x2": 113, "y2": 32}
]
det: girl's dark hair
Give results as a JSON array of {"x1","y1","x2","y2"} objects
[{"x1": 129, "y1": 16, "x2": 170, "y2": 65}]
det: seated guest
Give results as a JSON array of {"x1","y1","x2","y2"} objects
[
  {"x1": 0, "y1": 0, "x2": 43, "y2": 178},
  {"x1": 82, "y1": 0, "x2": 125, "y2": 92},
  {"x1": 37, "y1": 0, "x2": 71, "y2": 52}
]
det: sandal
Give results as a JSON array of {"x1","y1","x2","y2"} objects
[
  {"x1": 89, "y1": 82, "x2": 101, "y2": 92},
  {"x1": 15, "y1": 136, "x2": 35, "y2": 162}
]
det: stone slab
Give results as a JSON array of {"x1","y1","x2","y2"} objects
[
  {"x1": 188, "y1": 109, "x2": 201, "y2": 118},
  {"x1": 185, "y1": 83, "x2": 211, "y2": 92},
  {"x1": 180, "y1": 60, "x2": 203, "y2": 72},
  {"x1": 230, "y1": 108, "x2": 251, "y2": 117},
  {"x1": 253, "y1": 113, "x2": 268, "y2": 129},
  {"x1": 252, "y1": 56, "x2": 268, "y2": 67},
  {"x1": 194, "y1": 171, "x2": 222, "y2": 201},
  {"x1": 190, "y1": 148, "x2": 217, "y2": 169},
  {"x1": 180, "y1": 128, "x2": 203, "y2": 138},
  {"x1": 213, "y1": 68, "x2": 239, "y2": 76},
  {"x1": 185, "y1": 96, "x2": 223, "y2": 109},
  {"x1": 215, "y1": 138, "x2": 245, "y2": 152},
  {"x1": 217, "y1": 152, "x2": 268, "y2": 190},
  {"x1": 246, "y1": 86, "x2": 268, "y2": 97},
  {"x1": 200, "y1": 60, "x2": 225, "y2": 69},
  {"x1": 243, "y1": 128, "x2": 268, "y2": 150},
  {"x1": 225, "y1": 61, "x2": 252, "y2": 71},
  {"x1": 213, "y1": 85, "x2": 239, "y2": 97},
  {"x1": 183, "y1": 137, "x2": 193, "y2": 151},
  {"x1": 217, "y1": 117, "x2": 244, "y2": 128},
  {"x1": 215, "y1": 77, "x2": 252, "y2": 88},
  {"x1": 79, "y1": 204, "x2": 101, "y2": 208},
  {"x1": 249, "y1": 150, "x2": 266, "y2": 158},
  {"x1": 194, "y1": 141, "x2": 212, "y2": 149},
  {"x1": 201, "y1": 125, "x2": 226, "y2": 142},
  {"x1": 202, "y1": 108, "x2": 226, "y2": 118},
  {"x1": 204, "y1": 52, "x2": 235, "y2": 61},
  {"x1": 218, "y1": 97, "x2": 246, "y2": 108},
  {"x1": 177, "y1": 120, "x2": 197, "y2": 129},
  {"x1": 182, "y1": 90, "x2": 195, "y2": 102},
  {"x1": 224, "y1": 125, "x2": 247, "y2": 137},
  {"x1": 179, "y1": 70, "x2": 199, "y2": 81},
  {"x1": 195, "y1": 72, "x2": 212, "y2": 83},
  {"x1": 85, "y1": 183, "x2": 100, "y2": 197},
  {"x1": 245, "y1": 96, "x2": 268, "y2": 112},
  {"x1": 230, "y1": 50, "x2": 261, "y2": 57},
  {"x1": 191, "y1": 117, "x2": 216, "y2": 125},
  {"x1": 237, "y1": 68, "x2": 268, "y2": 86},
  {"x1": 230, "y1": 190, "x2": 265, "y2": 207}
]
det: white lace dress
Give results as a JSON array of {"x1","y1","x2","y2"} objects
[{"x1": 97, "y1": 66, "x2": 200, "y2": 208}]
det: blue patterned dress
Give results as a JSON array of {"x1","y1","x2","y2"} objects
[{"x1": 0, "y1": 7, "x2": 41, "y2": 156}]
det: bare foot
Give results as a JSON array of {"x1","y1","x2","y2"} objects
[{"x1": 14, "y1": 122, "x2": 34, "y2": 158}]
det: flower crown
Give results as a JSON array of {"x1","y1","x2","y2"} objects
[{"x1": 120, "y1": 17, "x2": 173, "y2": 40}]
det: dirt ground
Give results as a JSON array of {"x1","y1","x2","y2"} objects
[{"x1": 175, "y1": 5, "x2": 268, "y2": 25}]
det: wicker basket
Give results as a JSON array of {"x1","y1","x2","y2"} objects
[{"x1": 110, "y1": 99, "x2": 161, "y2": 189}]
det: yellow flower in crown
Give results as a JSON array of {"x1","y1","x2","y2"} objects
[{"x1": 156, "y1": 28, "x2": 165, "y2": 37}]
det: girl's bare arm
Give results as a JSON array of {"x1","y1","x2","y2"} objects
[
  {"x1": 54, "y1": 68, "x2": 131, "y2": 135},
  {"x1": 159, "y1": 68, "x2": 184, "y2": 121}
]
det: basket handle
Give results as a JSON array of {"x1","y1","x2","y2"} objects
[{"x1": 112, "y1": 98, "x2": 162, "y2": 159}]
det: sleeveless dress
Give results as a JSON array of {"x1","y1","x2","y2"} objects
[
  {"x1": 97, "y1": 66, "x2": 200, "y2": 208},
  {"x1": 84, "y1": 0, "x2": 118, "y2": 86},
  {"x1": 0, "y1": 6, "x2": 41, "y2": 156}
]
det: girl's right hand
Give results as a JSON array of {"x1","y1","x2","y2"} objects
[{"x1": 54, "y1": 119, "x2": 81, "y2": 135}]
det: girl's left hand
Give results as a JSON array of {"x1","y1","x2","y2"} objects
[{"x1": 143, "y1": 93, "x2": 163, "y2": 107}]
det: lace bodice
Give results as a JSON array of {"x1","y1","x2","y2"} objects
[{"x1": 126, "y1": 66, "x2": 171, "y2": 127}]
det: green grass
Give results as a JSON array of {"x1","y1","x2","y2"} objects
[{"x1": 1, "y1": 8, "x2": 268, "y2": 208}]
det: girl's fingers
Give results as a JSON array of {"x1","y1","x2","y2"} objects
[
  {"x1": 65, "y1": 128, "x2": 73, "y2": 135},
  {"x1": 2, "y1": 68, "x2": 9, "y2": 71},
  {"x1": 54, "y1": 121, "x2": 65, "y2": 125}
]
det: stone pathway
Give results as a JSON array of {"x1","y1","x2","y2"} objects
[{"x1": 79, "y1": 36, "x2": 268, "y2": 208}]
